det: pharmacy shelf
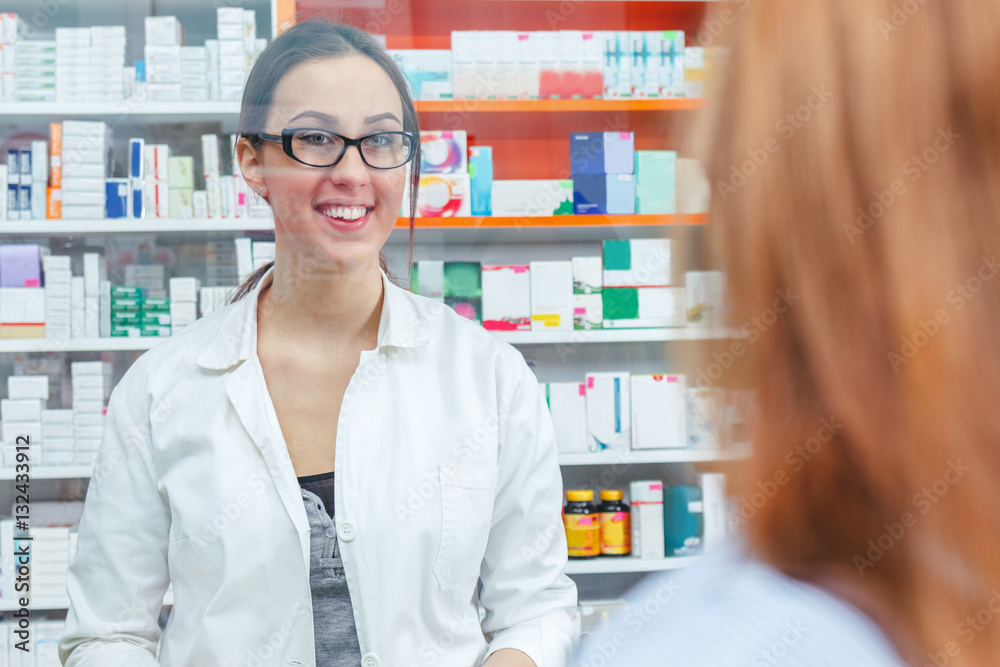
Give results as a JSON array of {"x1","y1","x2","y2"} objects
[
  {"x1": 0, "y1": 589, "x2": 173, "y2": 612},
  {"x1": 415, "y1": 99, "x2": 702, "y2": 113},
  {"x1": 0, "y1": 102, "x2": 241, "y2": 124},
  {"x1": 0, "y1": 99, "x2": 700, "y2": 122},
  {"x1": 0, "y1": 466, "x2": 94, "y2": 480},
  {"x1": 0, "y1": 328, "x2": 733, "y2": 355},
  {"x1": 565, "y1": 556, "x2": 701, "y2": 575},
  {"x1": 0, "y1": 214, "x2": 704, "y2": 237},
  {"x1": 495, "y1": 328, "x2": 735, "y2": 345},
  {"x1": 558, "y1": 446, "x2": 750, "y2": 466},
  {"x1": 0, "y1": 338, "x2": 159, "y2": 353},
  {"x1": 0, "y1": 218, "x2": 275, "y2": 235}
]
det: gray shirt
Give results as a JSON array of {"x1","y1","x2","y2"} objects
[{"x1": 299, "y1": 472, "x2": 363, "y2": 667}]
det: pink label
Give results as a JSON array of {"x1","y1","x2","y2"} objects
[
  {"x1": 237, "y1": 193, "x2": 246, "y2": 205},
  {"x1": 25, "y1": 279, "x2": 39, "y2": 287},
  {"x1": 668, "y1": 376, "x2": 678, "y2": 383},
  {"x1": 619, "y1": 132, "x2": 631, "y2": 140},
  {"x1": 577, "y1": 517, "x2": 594, "y2": 526},
  {"x1": 441, "y1": 132, "x2": 453, "y2": 139},
  {"x1": 582, "y1": 33, "x2": 594, "y2": 40},
  {"x1": 650, "y1": 483, "x2": 663, "y2": 490},
  {"x1": 574, "y1": 307, "x2": 586, "y2": 315},
  {"x1": 587, "y1": 377, "x2": 595, "y2": 389},
  {"x1": 512, "y1": 265, "x2": 528, "y2": 273},
  {"x1": 518, "y1": 34, "x2": 530, "y2": 41},
  {"x1": 578, "y1": 384, "x2": 586, "y2": 396}
]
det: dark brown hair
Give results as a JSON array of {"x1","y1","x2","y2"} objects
[
  {"x1": 706, "y1": 0, "x2": 1000, "y2": 662},
  {"x1": 231, "y1": 19, "x2": 420, "y2": 302}
]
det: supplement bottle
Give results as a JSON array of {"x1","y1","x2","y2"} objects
[
  {"x1": 563, "y1": 490, "x2": 600, "y2": 559},
  {"x1": 598, "y1": 490, "x2": 631, "y2": 556}
]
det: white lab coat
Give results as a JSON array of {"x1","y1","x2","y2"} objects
[{"x1": 59, "y1": 267, "x2": 577, "y2": 667}]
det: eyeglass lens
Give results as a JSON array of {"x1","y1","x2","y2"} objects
[{"x1": 290, "y1": 130, "x2": 412, "y2": 168}]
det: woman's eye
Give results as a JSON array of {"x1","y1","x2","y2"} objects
[{"x1": 303, "y1": 133, "x2": 331, "y2": 144}]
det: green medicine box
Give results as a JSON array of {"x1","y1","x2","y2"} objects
[{"x1": 635, "y1": 150, "x2": 677, "y2": 214}]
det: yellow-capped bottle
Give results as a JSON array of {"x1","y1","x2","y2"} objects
[
  {"x1": 563, "y1": 490, "x2": 600, "y2": 559},
  {"x1": 598, "y1": 489, "x2": 631, "y2": 556}
]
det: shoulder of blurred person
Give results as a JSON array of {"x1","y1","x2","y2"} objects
[{"x1": 572, "y1": 541, "x2": 907, "y2": 667}]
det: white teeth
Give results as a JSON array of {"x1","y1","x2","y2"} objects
[{"x1": 322, "y1": 205, "x2": 368, "y2": 220}]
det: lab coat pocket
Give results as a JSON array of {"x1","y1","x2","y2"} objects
[{"x1": 434, "y1": 463, "x2": 499, "y2": 591}]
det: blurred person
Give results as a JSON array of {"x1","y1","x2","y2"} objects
[
  {"x1": 574, "y1": 0, "x2": 1000, "y2": 665},
  {"x1": 60, "y1": 20, "x2": 575, "y2": 667}
]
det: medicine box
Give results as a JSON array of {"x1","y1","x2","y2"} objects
[
  {"x1": 3, "y1": 420, "x2": 41, "y2": 445},
  {"x1": 8, "y1": 375, "x2": 48, "y2": 400},
  {"x1": 572, "y1": 174, "x2": 606, "y2": 215},
  {"x1": 413, "y1": 260, "x2": 444, "y2": 302},
  {"x1": 414, "y1": 174, "x2": 471, "y2": 217},
  {"x1": 481, "y1": 265, "x2": 530, "y2": 331},
  {"x1": 0, "y1": 244, "x2": 43, "y2": 287},
  {"x1": 468, "y1": 146, "x2": 493, "y2": 216},
  {"x1": 585, "y1": 372, "x2": 631, "y2": 451},
  {"x1": 544, "y1": 382, "x2": 588, "y2": 453},
  {"x1": 443, "y1": 262, "x2": 481, "y2": 323},
  {"x1": 606, "y1": 174, "x2": 635, "y2": 215},
  {"x1": 631, "y1": 374, "x2": 686, "y2": 449},
  {"x1": 701, "y1": 473, "x2": 727, "y2": 552},
  {"x1": 420, "y1": 131, "x2": 467, "y2": 174},
  {"x1": 529, "y1": 261, "x2": 573, "y2": 332},
  {"x1": 635, "y1": 150, "x2": 677, "y2": 214},
  {"x1": 569, "y1": 132, "x2": 635, "y2": 175},
  {"x1": 665, "y1": 485, "x2": 703, "y2": 556},
  {"x1": 1, "y1": 399, "x2": 42, "y2": 423},
  {"x1": 602, "y1": 286, "x2": 685, "y2": 329},
  {"x1": 685, "y1": 271, "x2": 725, "y2": 328},
  {"x1": 676, "y1": 158, "x2": 710, "y2": 214},
  {"x1": 491, "y1": 180, "x2": 573, "y2": 217},
  {"x1": 686, "y1": 387, "x2": 722, "y2": 449},
  {"x1": 630, "y1": 480, "x2": 665, "y2": 559},
  {"x1": 603, "y1": 239, "x2": 671, "y2": 287},
  {"x1": 573, "y1": 294, "x2": 603, "y2": 330}
]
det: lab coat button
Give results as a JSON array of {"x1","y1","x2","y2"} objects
[
  {"x1": 361, "y1": 654, "x2": 380, "y2": 667},
  {"x1": 338, "y1": 520, "x2": 357, "y2": 541},
  {"x1": 325, "y1": 525, "x2": 336, "y2": 538}
]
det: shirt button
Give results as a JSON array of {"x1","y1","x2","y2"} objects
[
  {"x1": 338, "y1": 520, "x2": 357, "y2": 542},
  {"x1": 325, "y1": 525, "x2": 336, "y2": 538},
  {"x1": 361, "y1": 654, "x2": 380, "y2": 667}
]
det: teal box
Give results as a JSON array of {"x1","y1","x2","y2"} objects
[
  {"x1": 635, "y1": 150, "x2": 676, "y2": 214},
  {"x1": 606, "y1": 174, "x2": 636, "y2": 214},
  {"x1": 664, "y1": 485, "x2": 703, "y2": 556},
  {"x1": 468, "y1": 146, "x2": 493, "y2": 216}
]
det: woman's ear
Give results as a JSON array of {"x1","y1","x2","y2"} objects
[{"x1": 237, "y1": 136, "x2": 268, "y2": 200}]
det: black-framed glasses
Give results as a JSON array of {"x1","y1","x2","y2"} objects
[{"x1": 257, "y1": 128, "x2": 418, "y2": 169}]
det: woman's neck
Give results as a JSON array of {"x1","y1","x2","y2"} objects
[{"x1": 258, "y1": 254, "x2": 384, "y2": 347}]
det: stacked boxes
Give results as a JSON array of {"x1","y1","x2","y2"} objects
[
  {"x1": 145, "y1": 16, "x2": 182, "y2": 102},
  {"x1": 15, "y1": 39, "x2": 56, "y2": 102},
  {"x1": 41, "y1": 408, "x2": 74, "y2": 466},
  {"x1": 47, "y1": 122, "x2": 61, "y2": 219},
  {"x1": 1, "y1": 375, "x2": 45, "y2": 467},
  {"x1": 201, "y1": 134, "x2": 221, "y2": 218},
  {"x1": 42, "y1": 255, "x2": 71, "y2": 340},
  {"x1": 412, "y1": 131, "x2": 470, "y2": 217},
  {"x1": 71, "y1": 360, "x2": 106, "y2": 467},
  {"x1": 62, "y1": 121, "x2": 111, "y2": 220},
  {"x1": 30, "y1": 139, "x2": 47, "y2": 220},
  {"x1": 26, "y1": 527, "x2": 72, "y2": 599},
  {"x1": 89, "y1": 26, "x2": 126, "y2": 102},
  {"x1": 110, "y1": 285, "x2": 171, "y2": 337},
  {"x1": 70, "y1": 275, "x2": 85, "y2": 338},
  {"x1": 0, "y1": 244, "x2": 45, "y2": 339},
  {"x1": 181, "y1": 46, "x2": 210, "y2": 102},
  {"x1": 0, "y1": 14, "x2": 18, "y2": 102},
  {"x1": 5, "y1": 149, "x2": 28, "y2": 221},
  {"x1": 128, "y1": 137, "x2": 144, "y2": 218},
  {"x1": 55, "y1": 28, "x2": 90, "y2": 103},
  {"x1": 169, "y1": 277, "x2": 199, "y2": 333},
  {"x1": 572, "y1": 256, "x2": 603, "y2": 330},
  {"x1": 602, "y1": 239, "x2": 683, "y2": 328},
  {"x1": 217, "y1": 8, "x2": 258, "y2": 101},
  {"x1": 490, "y1": 180, "x2": 573, "y2": 217},
  {"x1": 571, "y1": 132, "x2": 635, "y2": 215},
  {"x1": 167, "y1": 156, "x2": 195, "y2": 219}
]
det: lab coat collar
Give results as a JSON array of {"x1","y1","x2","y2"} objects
[{"x1": 195, "y1": 264, "x2": 429, "y2": 371}]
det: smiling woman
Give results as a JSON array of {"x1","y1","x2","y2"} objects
[{"x1": 59, "y1": 19, "x2": 577, "y2": 667}]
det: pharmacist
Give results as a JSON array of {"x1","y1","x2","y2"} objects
[{"x1": 60, "y1": 20, "x2": 576, "y2": 667}]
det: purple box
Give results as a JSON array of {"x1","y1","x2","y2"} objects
[
  {"x1": 0, "y1": 244, "x2": 44, "y2": 287},
  {"x1": 603, "y1": 131, "x2": 635, "y2": 174}
]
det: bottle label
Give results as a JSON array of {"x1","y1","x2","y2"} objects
[
  {"x1": 564, "y1": 514, "x2": 600, "y2": 557},
  {"x1": 600, "y1": 511, "x2": 631, "y2": 555}
]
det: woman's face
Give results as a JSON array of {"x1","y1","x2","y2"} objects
[{"x1": 256, "y1": 54, "x2": 407, "y2": 272}]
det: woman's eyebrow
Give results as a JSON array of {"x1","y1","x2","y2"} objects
[
  {"x1": 285, "y1": 110, "x2": 401, "y2": 126},
  {"x1": 364, "y1": 112, "x2": 402, "y2": 125}
]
